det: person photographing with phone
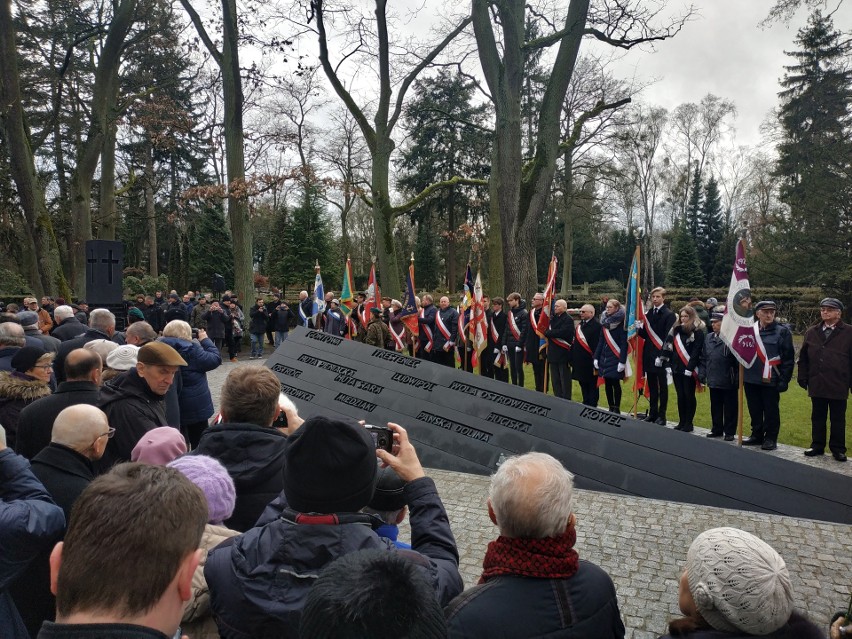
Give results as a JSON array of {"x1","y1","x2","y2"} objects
[{"x1": 204, "y1": 417, "x2": 463, "y2": 638}]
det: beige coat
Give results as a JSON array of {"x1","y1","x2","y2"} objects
[{"x1": 181, "y1": 523, "x2": 240, "y2": 639}]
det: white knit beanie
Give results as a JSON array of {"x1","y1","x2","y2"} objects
[{"x1": 686, "y1": 527, "x2": 794, "y2": 635}]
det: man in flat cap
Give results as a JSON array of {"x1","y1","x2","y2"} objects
[
  {"x1": 97, "y1": 342, "x2": 187, "y2": 471},
  {"x1": 742, "y1": 301, "x2": 795, "y2": 451},
  {"x1": 797, "y1": 298, "x2": 851, "y2": 462}
]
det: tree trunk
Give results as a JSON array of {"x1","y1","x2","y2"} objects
[
  {"x1": 0, "y1": 0, "x2": 67, "y2": 297},
  {"x1": 68, "y1": 0, "x2": 136, "y2": 295},
  {"x1": 99, "y1": 121, "x2": 117, "y2": 239},
  {"x1": 560, "y1": 149, "x2": 574, "y2": 293},
  {"x1": 144, "y1": 141, "x2": 158, "y2": 277},
  {"x1": 370, "y1": 139, "x2": 401, "y2": 299}
]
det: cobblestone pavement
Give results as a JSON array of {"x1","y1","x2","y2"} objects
[{"x1": 206, "y1": 355, "x2": 851, "y2": 638}]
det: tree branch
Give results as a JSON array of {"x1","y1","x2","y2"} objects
[
  {"x1": 583, "y1": 26, "x2": 678, "y2": 50},
  {"x1": 178, "y1": 0, "x2": 223, "y2": 66},
  {"x1": 391, "y1": 176, "x2": 488, "y2": 217},
  {"x1": 560, "y1": 97, "x2": 631, "y2": 152},
  {"x1": 387, "y1": 15, "x2": 473, "y2": 133}
]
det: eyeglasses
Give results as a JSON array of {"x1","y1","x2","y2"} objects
[
  {"x1": 90, "y1": 427, "x2": 115, "y2": 449},
  {"x1": 33, "y1": 363, "x2": 53, "y2": 369}
]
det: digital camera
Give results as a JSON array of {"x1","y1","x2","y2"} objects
[{"x1": 364, "y1": 425, "x2": 393, "y2": 452}]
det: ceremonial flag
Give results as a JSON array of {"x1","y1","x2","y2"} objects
[
  {"x1": 311, "y1": 262, "x2": 325, "y2": 325},
  {"x1": 459, "y1": 264, "x2": 474, "y2": 339},
  {"x1": 364, "y1": 260, "x2": 380, "y2": 318},
  {"x1": 720, "y1": 240, "x2": 758, "y2": 368},
  {"x1": 399, "y1": 257, "x2": 419, "y2": 338},
  {"x1": 471, "y1": 270, "x2": 487, "y2": 367},
  {"x1": 340, "y1": 257, "x2": 357, "y2": 339},
  {"x1": 625, "y1": 246, "x2": 646, "y2": 399},
  {"x1": 540, "y1": 253, "x2": 558, "y2": 337}
]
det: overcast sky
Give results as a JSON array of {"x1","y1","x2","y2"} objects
[{"x1": 601, "y1": 0, "x2": 852, "y2": 148}]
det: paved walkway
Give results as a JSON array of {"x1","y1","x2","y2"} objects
[{"x1": 206, "y1": 354, "x2": 851, "y2": 638}]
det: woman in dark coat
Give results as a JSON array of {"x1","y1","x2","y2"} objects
[
  {"x1": 593, "y1": 299, "x2": 628, "y2": 413},
  {"x1": 701, "y1": 312, "x2": 738, "y2": 440},
  {"x1": 660, "y1": 305, "x2": 705, "y2": 432},
  {"x1": 660, "y1": 527, "x2": 823, "y2": 639},
  {"x1": 202, "y1": 301, "x2": 229, "y2": 350},
  {"x1": 161, "y1": 320, "x2": 222, "y2": 448},
  {"x1": 0, "y1": 348, "x2": 53, "y2": 451}
]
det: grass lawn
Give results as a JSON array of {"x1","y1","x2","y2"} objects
[{"x1": 515, "y1": 363, "x2": 817, "y2": 449}]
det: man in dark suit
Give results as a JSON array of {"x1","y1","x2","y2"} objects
[
  {"x1": 503, "y1": 293, "x2": 528, "y2": 387},
  {"x1": 545, "y1": 299, "x2": 575, "y2": 400},
  {"x1": 572, "y1": 304, "x2": 601, "y2": 407},
  {"x1": 636, "y1": 287, "x2": 675, "y2": 424},
  {"x1": 487, "y1": 297, "x2": 509, "y2": 383},
  {"x1": 525, "y1": 292, "x2": 548, "y2": 392},
  {"x1": 16, "y1": 349, "x2": 102, "y2": 460}
]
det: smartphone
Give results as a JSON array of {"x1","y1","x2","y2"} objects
[{"x1": 364, "y1": 425, "x2": 393, "y2": 452}]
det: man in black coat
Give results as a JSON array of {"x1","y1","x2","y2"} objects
[
  {"x1": 525, "y1": 293, "x2": 548, "y2": 392},
  {"x1": 141, "y1": 295, "x2": 165, "y2": 333},
  {"x1": 433, "y1": 297, "x2": 458, "y2": 368},
  {"x1": 545, "y1": 299, "x2": 575, "y2": 400},
  {"x1": 164, "y1": 293, "x2": 188, "y2": 323},
  {"x1": 54, "y1": 309, "x2": 115, "y2": 383},
  {"x1": 636, "y1": 287, "x2": 676, "y2": 424},
  {"x1": 417, "y1": 295, "x2": 438, "y2": 361},
  {"x1": 572, "y1": 304, "x2": 601, "y2": 407},
  {"x1": 11, "y1": 405, "x2": 109, "y2": 637},
  {"x1": 16, "y1": 349, "x2": 102, "y2": 460},
  {"x1": 50, "y1": 305, "x2": 86, "y2": 342},
  {"x1": 190, "y1": 366, "x2": 291, "y2": 532},
  {"x1": 503, "y1": 293, "x2": 528, "y2": 387},
  {"x1": 486, "y1": 297, "x2": 509, "y2": 383},
  {"x1": 97, "y1": 342, "x2": 186, "y2": 473}
]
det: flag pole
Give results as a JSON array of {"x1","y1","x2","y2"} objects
[
  {"x1": 737, "y1": 363, "x2": 744, "y2": 445},
  {"x1": 632, "y1": 243, "x2": 641, "y2": 418}
]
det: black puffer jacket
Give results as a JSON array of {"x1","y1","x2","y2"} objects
[
  {"x1": 205, "y1": 477, "x2": 462, "y2": 639},
  {"x1": 188, "y1": 422, "x2": 288, "y2": 532}
]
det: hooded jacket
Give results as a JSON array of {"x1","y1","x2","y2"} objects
[
  {"x1": 159, "y1": 337, "x2": 221, "y2": 424},
  {"x1": 188, "y1": 423, "x2": 288, "y2": 532},
  {"x1": 97, "y1": 369, "x2": 168, "y2": 472},
  {"x1": 204, "y1": 477, "x2": 462, "y2": 639},
  {"x1": 0, "y1": 372, "x2": 52, "y2": 451}
]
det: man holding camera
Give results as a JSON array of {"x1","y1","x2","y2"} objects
[{"x1": 205, "y1": 418, "x2": 463, "y2": 638}]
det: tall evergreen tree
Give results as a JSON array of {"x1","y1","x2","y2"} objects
[
  {"x1": 771, "y1": 9, "x2": 852, "y2": 287},
  {"x1": 685, "y1": 166, "x2": 702, "y2": 240},
  {"x1": 188, "y1": 205, "x2": 234, "y2": 291},
  {"x1": 698, "y1": 176, "x2": 724, "y2": 284},
  {"x1": 667, "y1": 222, "x2": 703, "y2": 288},
  {"x1": 711, "y1": 227, "x2": 738, "y2": 287},
  {"x1": 274, "y1": 184, "x2": 336, "y2": 288}
]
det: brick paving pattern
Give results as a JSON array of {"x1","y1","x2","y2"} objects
[{"x1": 206, "y1": 356, "x2": 851, "y2": 638}]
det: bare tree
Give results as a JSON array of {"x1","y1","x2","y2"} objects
[{"x1": 472, "y1": 0, "x2": 690, "y2": 297}]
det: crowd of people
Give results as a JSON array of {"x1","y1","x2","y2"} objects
[{"x1": 0, "y1": 289, "x2": 849, "y2": 638}]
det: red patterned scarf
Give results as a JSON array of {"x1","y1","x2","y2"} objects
[{"x1": 479, "y1": 527, "x2": 579, "y2": 583}]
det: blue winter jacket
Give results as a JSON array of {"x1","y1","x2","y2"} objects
[
  {"x1": 159, "y1": 337, "x2": 222, "y2": 425},
  {"x1": 0, "y1": 449, "x2": 65, "y2": 639}
]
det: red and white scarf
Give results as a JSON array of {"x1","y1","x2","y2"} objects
[
  {"x1": 436, "y1": 310, "x2": 453, "y2": 351},
  {"x1": 754, "y1": 323, "x2": 781, "y2": 383},
  {"x1": 674, "y1": 333, "x2": 703, "y2": 391}
]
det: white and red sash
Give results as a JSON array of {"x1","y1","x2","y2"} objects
[
  {"x1": 754, "y1": 324, "x2": 781, "y2": 382},
  {"x1": 674, "y1": 333, "x2": 703, "y2": 391},
  {"x1": 550, "y1": 337, "x2": 572, "y2": 352},
  {"x1": 420, "y1": 307, "x2": 433, "y2": 353},
  {"x1": 436, "y1": 310, "x2": 453, "y2": 351},
  {"x1": 508, "y1": 312, "x2": 522, "y2": 342},
  {"x1": 644, "y1": 308, "x2": 665, "y2": 350},
  {"x1": 603, "y1": 328, "x2": 632, "y2": 379},
  {"x1": 490, "y1": 315, "x2": 501, "y2": 343},
  {"x1": 575, "y1": 324, "x2": 593, "y2": 355},
  {"x1": 457, "y1": 310, "x2": 468, "y2": 344},
  {"x1": 529, "y1": 308, "x2": 544, "y2": 338},
  {"x1": 390, "y1": 322, "x2": 406, "y2": 351},
  {"x1": 494, "y1": 348, "x2": 507, "y2": 369},
  {"x1": 346, "y1": 315, "x2": 358, "y2": 339}
]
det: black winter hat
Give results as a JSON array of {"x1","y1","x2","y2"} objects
[
  {"x1": 11, "y1": 346, "x2": 48, "y2": 373},
  {"x1": 368, "y1": 463, "x2": 406, "y2": 512},
  {"x1": 283, "y1": 416, "x2": 378, "y2": 513}
]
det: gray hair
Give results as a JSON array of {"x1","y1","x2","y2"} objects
[
  {"x1": 54, "y1": 305, "x2": 74, "y2": 321},
  {"x1": 0, "y1": 322, "x2": 25, "y2": 348},
  {"x1": 126, "y1": 322, "x2": 157, "y2": 344},
  {"x1": 89, "y1": 308, "x2": 115, "y2": 332},
  {"x1": 488, "y1": 452, "x2": 574, "y2": 539},
  {"x1": 163, "y1": 320, "x2": 192, "y2": 341},
  {"x1": 51, "y1": 405, "x2": 109, "y2": 452}
]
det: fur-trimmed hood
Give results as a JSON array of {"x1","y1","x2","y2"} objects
[{"x1": 0, "y1": 371, "x2": 52, "y2": 401}]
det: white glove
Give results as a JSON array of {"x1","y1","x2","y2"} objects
[
  {"x1": 502, "y1": 345, "x2": 508, "y2": 353},
  {"x1": 493, "y1": 348, "x2": 499, "y2": 355},
  {"x1": 515, "y1": 346, "x2": 522, "y2": 353},
  {"x1": 635, "y1": 320, "x2": 643, "y2": 329},
  {"x1": 684, "y1": 369, "x2": 693, "y2": 377},
  {"x1": 443, "y1": 343, "x2": 451, "y2": 351},
  {"x1": 593, "y1": 359, "x2": 599, "y2": 369},
  {"x1": 654, "y1": 357, "x2": 663, "y2": 368},
  {"x1": 617, "y1": 363, "x2": 625, "y2": 373}
]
